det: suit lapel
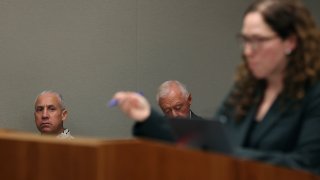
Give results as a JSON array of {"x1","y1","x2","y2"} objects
[
  {"x1": 250, "y1": 97, "x2": 295, "y2": 146},
  {"x1": 234, "y1": 105, "x2": 257, "y2": 146}
]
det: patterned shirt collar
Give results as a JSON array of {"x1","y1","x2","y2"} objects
[{"x1": 57, "y1": 128, "x2": 74, "y2": 139}]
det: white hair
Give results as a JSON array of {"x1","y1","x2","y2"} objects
[
  {"x1": 34, "y1": 90, "x2": 66, "y2": 109},
  {"x1": 156, "y1": 80, "x2": 189, "y2": 103}
]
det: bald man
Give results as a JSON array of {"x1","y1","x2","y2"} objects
[{"x1": 34, "y1": 90, "x2": 73, "y2": 139}]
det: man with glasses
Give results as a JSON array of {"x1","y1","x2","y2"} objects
[{"x1": 156, "y1": 80, "x2": 201, "y2": 119}]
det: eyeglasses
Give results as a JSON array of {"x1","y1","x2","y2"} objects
[{"x1": 237, "y1": 34, "x2": 279, "y2": 51}]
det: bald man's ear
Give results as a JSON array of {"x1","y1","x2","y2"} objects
[{"x1": 62, "y1": 109, "x2": 68, "y2": 121}]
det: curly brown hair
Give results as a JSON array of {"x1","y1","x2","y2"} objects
[{"x1": 228, "y1": 0, "x2": 320, "y2": 121}]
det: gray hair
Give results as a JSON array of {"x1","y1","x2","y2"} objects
[
  {"x1": 156, "y1": 80, "x2": 189, "y2": 103},
  {"x1": 34, "y1": 90, "x2": 66, "y2": 109}
]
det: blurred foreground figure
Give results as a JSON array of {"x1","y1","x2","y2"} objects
[{"x1": 112, "y1": 0, "x2": 320, "y2": 174}]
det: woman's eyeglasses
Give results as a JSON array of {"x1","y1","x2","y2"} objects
[{"x1": 237, "y1": 34, "x2": 279, "y2": 51}]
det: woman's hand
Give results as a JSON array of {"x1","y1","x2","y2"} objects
[{"x1": 112, "y1": 91, "x2": 151, "y2": 122}]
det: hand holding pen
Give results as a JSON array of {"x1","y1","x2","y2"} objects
[{"x1": 109, "y1": 91, "x2": 150, "y2": 122}]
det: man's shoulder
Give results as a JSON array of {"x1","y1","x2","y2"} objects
[{"x1": 190, "y1": 110, "x2": 204, "y2": 120}]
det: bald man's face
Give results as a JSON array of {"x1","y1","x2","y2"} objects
[
  {"x1": 159, "y1": 90, "x2": 191, "y2": 118},
  {"x1": 34, "y1": 93, "x2": 67, "y2": 135}
]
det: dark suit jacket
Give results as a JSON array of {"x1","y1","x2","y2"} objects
[
  {"x1": 133, "y1": 110, "x2": 202, "y2": 142},
  {"x1": 133, "y1": 83, "x2": 320, "y2": 175},
  {"x1": 190, "y1": 110, "x2": 203, "y2": 120},
  {"x1": 214, "y1": 82, "x2": 320, "y2": 175}
]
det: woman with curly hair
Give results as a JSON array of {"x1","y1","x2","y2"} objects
[
  {"x1": 111, "y1": 0, "x2": 320, "y2": 174},
  {"x1": 215, "y1": 0, "x2": 320, "y2": 174}
]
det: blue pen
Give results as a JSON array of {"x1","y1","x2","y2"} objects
[
  {"x1": 107, "y1": 98, "x2": 118, "y2": 107},
  {"x1": 108, "y1": 92, "x2": 143, "y2": 107}
]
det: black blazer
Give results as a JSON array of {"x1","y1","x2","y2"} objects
[
  {"x1": 133, "y1": 83, "x2": 320, "y2": 175},
  {"x1": 215, "y1": 82, "x2": 320, "y2": 175}
]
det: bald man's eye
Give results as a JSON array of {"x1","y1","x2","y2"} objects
[
  {"x1": 35, "y1": 107, "x2": 43, "y2": 112},
  {"x1": 48, "y1": 106, "x2": 57, "y2": 112}
]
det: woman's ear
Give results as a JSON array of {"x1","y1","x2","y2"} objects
[{"x1": 284, "y1": 35, "x2": 297, "y2": 55}]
